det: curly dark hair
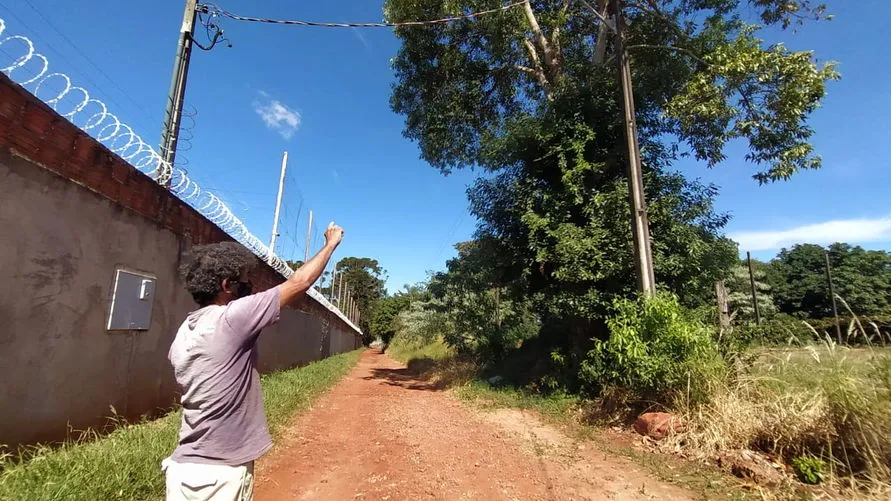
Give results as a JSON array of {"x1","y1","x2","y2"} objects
[{"x1": 179, "y1": 242, "x2": 257, "y2": 306}]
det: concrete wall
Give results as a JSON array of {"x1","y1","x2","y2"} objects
[{"x1": 0, "y1": 74, "x2": 361, "y2": 448}]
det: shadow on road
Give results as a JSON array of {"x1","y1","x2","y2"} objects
[{"x1": 363, "y1": 357, "x2": 448, "y2": 391}]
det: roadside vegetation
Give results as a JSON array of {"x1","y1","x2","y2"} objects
[{"x1": 377, "y1": 0, "x2": 889, "y2": 497}]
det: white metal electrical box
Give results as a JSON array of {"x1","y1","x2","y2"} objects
[{"x1": 107, "y1": 269, "x2": 157, "y2": 331}]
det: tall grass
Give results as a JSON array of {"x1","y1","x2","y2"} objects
[
  {"x1": 0, "y1": 349, "x2": 362, "y2": 501},
  {"x1": 673, "y1": 338, "x2": 891, "y2": 492},
  {"x1": 386, "y1": 336, "x2": 452, "y2": 364}
]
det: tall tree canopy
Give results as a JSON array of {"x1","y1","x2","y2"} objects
[
  {"x1": 386, "y1": 0, "x2": 837, "y2": 182},
  {"x1": 385, "y1": 0, "x2": 836, "y2": 334},
  {"x1": 766, "y1": 243, "x2": 891, "y2": 318},
  {"x1": 335, "y1": 257, "x2": 388, "y2": 335}
]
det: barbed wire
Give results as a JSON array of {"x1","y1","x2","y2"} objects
[
  {"x1": 0, "y1": 17, "x2": 361, "y2": 332},
  {"x1": 0, "y1": 18, "x2": 288, "y2": 267},
  {"x1": 200, "y1": 0, "x2": 526, "y2": 28}
]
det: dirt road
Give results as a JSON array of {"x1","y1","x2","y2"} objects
[{"x1": 255, "y1": 350, "x2": 695, "y2": 501}]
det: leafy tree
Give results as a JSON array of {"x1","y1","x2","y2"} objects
[
  {"x1": 386, "y1": 0, "x2": 837, "y2": 182},
  {"x1": 428, "y1": 238, "x2": 540, "y2": 358},
  {"x1": 370, "y1": 287, "x2": 426, "y2": 345},
  {"x1": 767, "y1": 243, "x2": 891, "y2": 318},
  {"x1": 392, "y1": 300, "x2": 447, "y2": 348},
  {"x1": 725, "y1": 260, "x2": 778, "y2": 323},
  {"x1": 386, "y1": 0, "x2": 834, "y2": 357},
  {"x1": 334, "y1": 257, "x2": 387, "y2": 335}
]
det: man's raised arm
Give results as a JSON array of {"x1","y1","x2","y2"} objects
[{"x1": 278, "y1": 222, "x2": 344, "y2": 307}]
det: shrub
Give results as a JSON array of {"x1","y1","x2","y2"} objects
[
  {"x1": 579, "y1": 292, "x2": 726, "y2": 406},
  {"x1": 792, "y1": 456, "x2": 826, "y2": 484}
]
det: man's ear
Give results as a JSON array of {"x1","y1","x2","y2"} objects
[{"x1": 221, "y1": 278, "x2": 232, "y2": 294}]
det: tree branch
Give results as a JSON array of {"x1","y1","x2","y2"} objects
[
  {"x1": 626, "y1": 44, "x2": 707, "y2": 65},
  {"x1": 522, "y1": 0, "x2": 556, "y2": 74},
  {"x1": 520, "y1": 39, "x2": 554, "y2": 100},
  {"x1": 627, "y1": 45, "x2": 771, "y2": 133},
  {"x1": 592, "y1": 0, "x2": 612, "y2": 64}
]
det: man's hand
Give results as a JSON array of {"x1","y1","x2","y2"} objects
[
  {"x1": 279, "y1": 222, "x2": 345, "y2": 308},
  {"x1": 325, "y1": 222, "x2": 344, "y2": 248}
]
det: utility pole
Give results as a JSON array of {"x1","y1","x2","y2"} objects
[
  {"x1": 269, "y1": 151, "x2": 288, "y2": 253},
  {"x1": 612, "y1": 0, "x2": 655, "y2": 295},
  {"x1": 160, "y1": 0, "x2": 199, "y2": 186},
  {"x1": 746, "y1": 251, "x2": 762, "y2": 325},
  {"x1": 304, "y1": 210, "x2": 313, "y2": 262},
  {"x1": 824, "y1": 250, "x2": 842, "y2": 344}
]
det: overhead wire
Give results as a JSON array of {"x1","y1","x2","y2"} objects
[{"x1": 200, "y1": 1, "x2": 526, "y2": 29}]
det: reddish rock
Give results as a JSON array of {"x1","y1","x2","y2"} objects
[{"x1": 632, "y1": 412, "x2": 686, "y2": 440}]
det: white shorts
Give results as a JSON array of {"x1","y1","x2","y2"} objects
[{"x1": 162, "y1": 458, "x2": 255, "y2": 501}]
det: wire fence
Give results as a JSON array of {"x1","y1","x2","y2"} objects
[{"x1": 0, "y1": 17, "x2": 360, "y2": 331}]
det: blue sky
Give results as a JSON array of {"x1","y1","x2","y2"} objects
[{"x1": 0, "y1": 0, "x2": 888, "y2": 291}]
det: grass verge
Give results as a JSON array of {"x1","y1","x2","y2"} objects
[{"x1": 0, "y1": 349, "x2": 362, "y2": 501}]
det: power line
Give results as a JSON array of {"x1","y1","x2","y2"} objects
[{"x1": 202, "y1": 1, "x2": 526, "y2": 29}]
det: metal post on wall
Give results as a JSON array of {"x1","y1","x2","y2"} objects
[
  {"x1": 304, "y1": 210, "x2": 313, "y2": 262},
  {"x1": 269, "y1": 151, "x2": 288, "y2": 253}
]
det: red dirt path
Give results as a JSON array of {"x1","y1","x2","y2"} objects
[{"x1": 254, "y1": 350, "x2": 695, "y2": 501}]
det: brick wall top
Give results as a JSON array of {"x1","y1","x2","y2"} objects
[{"x1": 0, "y1": 73, "x2": 234, "y2": 248}]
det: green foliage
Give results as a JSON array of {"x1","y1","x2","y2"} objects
[
  {"x1": 0, "y1": 350, "x2": 362, "y2": 500},
  {"x1": 386, "y1": 336, "x2": 451, "y2": 366},
  {"x1": 791, "y1": 456, "x2": 825, "y2": 484},
  {"x1": 392, "y1": 301, "x2": 447, "y2": 348},
  {"x1": 428, "y1": 238, "x2": 540, "y2": 358},
  {"x1": 334, "y1": 257, "x2": 388, "y2": 337},
  {"x1": 665, "y1": 24, "x2": 839, "y2": 182},
  {"x1": 731, "y1": 312, "x2": 814, "y2": 347},
  {"x1": 385, "y1": 0, "x2": 838, "y2": 412},
  {"x1": 580, "y1": 293, "x2": 726, "y2": 405},
  {"x1": 725, "y1": 261, "x2": 778, "y2": 323},
  {"x1": 369, "y1": 293, "x2": 414, "y2": 345},
  {"x1": 766, "y1": 243, "x2": 891, "y2": 319},
  {"x1": 387, "y1": 0, "x2": 837, "y2": 180}
]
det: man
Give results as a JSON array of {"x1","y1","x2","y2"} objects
[{"x1": 162, "y1": 222, "x2": 344, "y2": 501}]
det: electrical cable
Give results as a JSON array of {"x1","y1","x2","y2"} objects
[{"x1": 200, "y1": 1, "x2": 526, "y2": 29}]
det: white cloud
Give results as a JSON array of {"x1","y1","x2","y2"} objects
[
  {"x1": 253, "y1": 92, "x2": 301, "y2": 139},
  {"x1": 730, "y1": 216, "x2": 891, "y2": 251}
]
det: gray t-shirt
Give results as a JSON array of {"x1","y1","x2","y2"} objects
[{"x1": 168, "y1": 287, "x2": 281, "y2": 465}]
